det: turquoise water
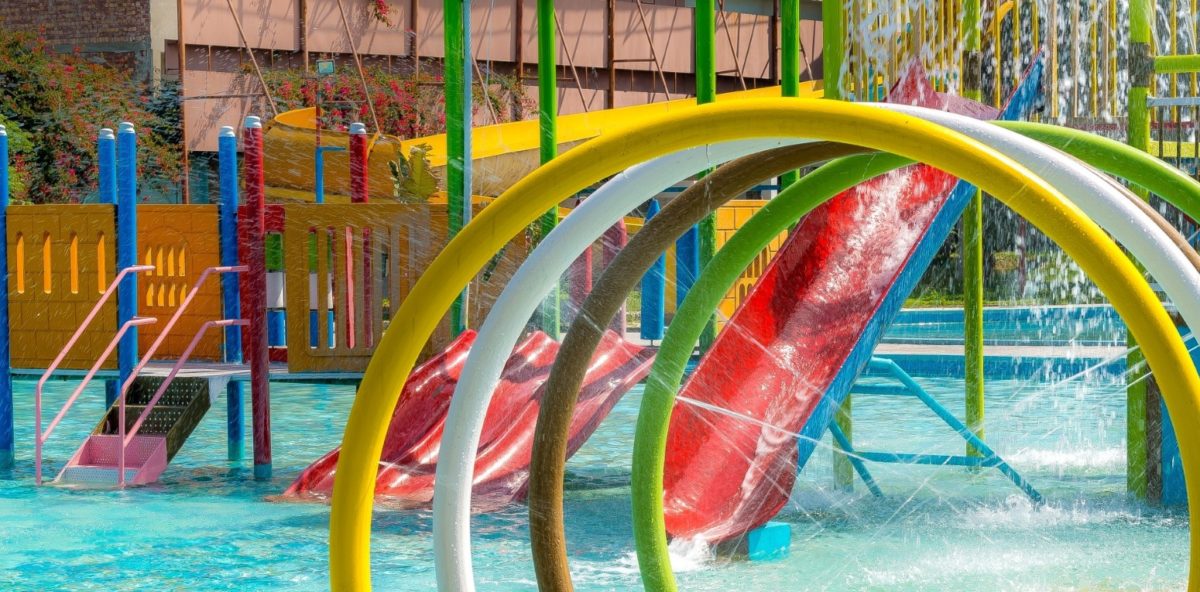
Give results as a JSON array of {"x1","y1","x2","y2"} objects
[
  {"x1": 0, "y1": 370, "x2": 1187, "y2": 591},
  {"x1": 883, "y1": 307, "x2": 1126, "y2": 346}
]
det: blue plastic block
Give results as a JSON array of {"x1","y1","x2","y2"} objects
[
  {"x1": 746, "y1": 521, "x2": 791, "y2": 561},
  {"x1": 267, "y1": 310, "x2": 287, "y2": 347}
]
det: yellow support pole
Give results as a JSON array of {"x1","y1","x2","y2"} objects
[
  {"x1": 1013, "y1": 0, "x2": 1021, "y2": 89},
  {"x1": 1071, "y1": 0, "x2": 1080, "y2": 116},
  {"x1": 1091, "y1": 16, "x2": 1099, "y2": 117},
  {"x1": 1050, "y1": 0, "x2": 1058, "y2": 117}
]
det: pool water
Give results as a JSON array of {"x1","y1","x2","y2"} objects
[
  {"x1": 882, "y1": 306, "x2": 1127, "y2": 346},
  {"x1": 0, "y1": 370, "x2": 1187, "y2": 591}
]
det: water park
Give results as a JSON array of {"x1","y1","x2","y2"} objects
[{"x1": 6, "y1": 0, "x2": 1200, "y2": 589}]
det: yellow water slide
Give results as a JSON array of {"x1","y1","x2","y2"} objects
[{"x1": 262, "y1": 82, "x2": 823, "y2": 203}]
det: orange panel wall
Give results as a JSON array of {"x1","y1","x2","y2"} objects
[
  {"x1": 7, "y1": 205, "x2": 117, "y2": 370},
  {"x1": 137, "y1": 205, "x2": 224, "y2": 361}
]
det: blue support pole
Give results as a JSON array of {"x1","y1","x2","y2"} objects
[
  {"x1": 675, "y1": 226, "x2": 699, "y2": 307},
  {"x1": 313, "y1": 146, "x2": 345, "y2": 204},
  {"x1": 98, "y1": 129, "x2": 117, "y2": 203},
  {"x1": 825, "y1": 422, "x2": 884, "y2": 496},
  {"x1": 640, "y1": 199, "x2": 665, "y2": 340},
  {"x1": 0, "y1": 125, "x2": 12, "y2": 470},
  {"x1": 218, "y1": 126, "x2": 245, "y2": 462},
  {"x1": 114, "y1": 123, "x2": 138, "y2": 408},
  {"x1": 98, "y1": 129, "x2": 119, "y2": 407},
  {"x1": 864, "y1": 357, "x2": 1044, "y2": 503}
]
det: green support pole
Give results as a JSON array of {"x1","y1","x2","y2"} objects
[
  {"x1": 536, "y1": 0, "x2": 560, "y2": 336},
  {"x1": 780, "y1": 0, "x2": 801, "y2": 189},
  {"x1": 445, "y1": 0, "x2": 467, "y2": 336},
  {"x1": 822, "y1": 0, "x2": 843, "y2": 100},
  {"x1": 962, "y1": 0, "x2": 985, "y2": 459},
  {"x1": 821, "y1": 0, "x2": 852, "y2": 488},
  {"x1": 696, "y1": 0, "x2": 718, "y2": 349},
  {"x1": 1153, "y1": 53, "x2": 1200, "y2": 74},
  {"x1": 1126, "y1": 0, "x2": 1154, "y2": 500},
  {"x1": 695, "y1": 2, "x2": 716, "y2": 103}
]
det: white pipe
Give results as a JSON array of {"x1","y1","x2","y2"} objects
[
  {"x1": 434, "y1": 105, "x2": 1200, "y2": 591},
  {"x1": 879, "y1": 103, "x2": 1200, "y2": 333},
  {"x1": 431, "y1": 139, "x2": 797, "y2": 591}
]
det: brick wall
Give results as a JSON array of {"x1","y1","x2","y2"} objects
[{"x1": 0, "y1": 0, "x2": 152, "y2": 80}]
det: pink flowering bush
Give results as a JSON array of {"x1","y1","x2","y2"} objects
[{"x1": 0, "y1": 28, "x2": 182, "y2": 203}]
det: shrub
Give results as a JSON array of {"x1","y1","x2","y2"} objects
[{"x1": 0, "y1": 27, "x2": 182, "y2": 203}]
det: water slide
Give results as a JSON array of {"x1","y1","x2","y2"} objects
[
  {"x1": 283, "y1": 330, "x2": 480, "y2": 498},
  {"x1": 280, "y1": 84, "x2": 821, "y2": 503},
  {"x1": 284, "y1": 329, "x2": 653, "y2": 504},
  {"x1": 661, "y1": 66, "x2": 1038, "y2": 542},
  {"x1": 262, "y1": 83, "x2": 823, "y2": 202}
]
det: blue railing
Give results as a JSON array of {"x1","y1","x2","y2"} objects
[{"x1": 830, "y1": 357, "x2": 1044, "y2": 504}]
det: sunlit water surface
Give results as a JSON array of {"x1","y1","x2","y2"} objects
[{"x1": 0, "y1": 360, "x2": 1186, "y2": 590}]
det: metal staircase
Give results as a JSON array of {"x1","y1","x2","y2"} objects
[
  {"x1": 58, "y1": 377, "x2": 211, "y2": 486},
  {"x1": 37, "y1": 264, "x2": 246, "y2": 488}
]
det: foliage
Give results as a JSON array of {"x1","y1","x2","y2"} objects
[
  {"x1": 368, "y1": 0, "x2": 394, "y2": 26},
  {"x1": 388, "y1": 142, "x2": 438, "y2": 202},
  {"x1": 0, "y1": 114, "x2": 32, "y2": 198},
  {"x1": 0, "y1": 27, "x2": 182, "y2": 203}
]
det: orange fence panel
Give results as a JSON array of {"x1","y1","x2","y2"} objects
[
  {"x1": 7, "y1": 205, "x2": 117, "y2": 369},
  {"x1": 137, "y1": 205, "x2": 224, "y2": 361},
  {"x1": 282, "y1": 202, "x2": 529, "y2": 373}
]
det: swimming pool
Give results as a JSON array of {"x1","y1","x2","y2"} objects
[
  {"x1": 883, "y1": 305, "x2": 1127, "y2": 346},
  {"x1": 0, "y1": 367, "x2": 1185, "y2": 591}
]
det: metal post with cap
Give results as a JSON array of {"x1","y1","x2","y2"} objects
[
  {"x1": 0, "y1": 125, "x2": 11, "y2": 469},
  {"x1": 218, "y1": 125, "x2": 245, "y2": 461},
  {"x1": 98, "y1": 128, "x2": 119, "y2": 409},
  {"x1": 115, "y1": 122, "x2": 139, "y2": 409},
  {"x1": 349, "y1": 122, "x2": 374, "y2": 343},
  {"x1": 241, "y1": 115, "x2": 272, "y2": 479}
]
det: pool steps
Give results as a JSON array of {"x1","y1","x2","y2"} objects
[
  {"x1": 56, "y1": 377, "x2": 212, "y2": 486},
  {"x1": 57, "y1": 435, "x2": 165, "y2": 486}
]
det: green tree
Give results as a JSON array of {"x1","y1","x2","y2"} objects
[{"x1": 0, "y1": 27, "x2": 181, "y2": 203}]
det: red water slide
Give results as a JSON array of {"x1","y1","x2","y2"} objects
[
  {"x1": 371, "y1": 330, "x2": 654, "y2": 508},
  {"x1": 661, "y1": 68, "x2": 1006, "y2": 542},
  {"x1": 284, "y1": 330, "x2": 653, "y2": 507},
  {"x1": 283, "y1": 329, "x2": 557, "y2": 498}
]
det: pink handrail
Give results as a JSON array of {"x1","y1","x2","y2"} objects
[
  {"x1": 118, "y1": 318, "x2": 248, "y2": 486},
  {"x1": 35, "y1": 316, "x2": 157, "y2": 485},
  {"x1": 114, "y1": 266, "x2": 248, "y2": 411},
  {"x1": 34, "y1": 264, "x2": 155, "y2": 486}
]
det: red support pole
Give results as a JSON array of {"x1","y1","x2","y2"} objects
[
  {"x1": 349, "y1": 123, "x2": 373, "y2": 345},
  {"x1": 349, "y1": 123, "x2": 368, "y2": 204},
  {"x1": 241, "y1": 116, "x2": 272, "y2": 479},
  {"x1": 601, "y1": 219, "x2": 628, "y2": 334}
]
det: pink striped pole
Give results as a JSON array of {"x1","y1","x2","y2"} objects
[
  {"x1": 242, "y1": 116, "x2": 272, "y2": 479},
  {"x1": 349, "y1": 123, "x2": 373, "y2": 345}
]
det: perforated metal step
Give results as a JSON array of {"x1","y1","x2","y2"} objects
[{"x1": 95, "y1": 377, "x2": 211, "y2": 461}]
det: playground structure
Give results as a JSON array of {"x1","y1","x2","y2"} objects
[
  {"x1": 5, "y1": 93, "x2": 793, "y2": 489},
  {"x1": 7, "y1": 0, "x2": 1200, "y2": 591}
]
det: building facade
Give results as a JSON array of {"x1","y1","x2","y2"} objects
[{"x1": 3, "y1": 0, "x2": 824, "y2": 196}]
